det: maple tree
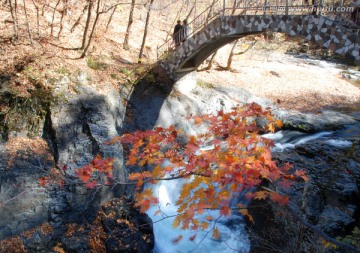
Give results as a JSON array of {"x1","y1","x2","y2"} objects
[
  {"x1": 74, "y1": 103, "x2": 308, "y2": 238},
  {"x1": 39, "y1": 103, "x2": 360, "y2": 252}
]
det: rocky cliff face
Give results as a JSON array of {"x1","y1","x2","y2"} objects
[
  {"x1": 0, "y1": 74, "x2": 154, "y2": 252},
  {"x1": 247, "y1": 126, "x2": 360, "y2": 252}
]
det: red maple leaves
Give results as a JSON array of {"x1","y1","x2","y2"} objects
[
  {"x1": 62, "y1": 104, "x2": 308, "y2": 240},
  {"x1": 75, "y1": 155, "x2": 115, "y2": 187}
]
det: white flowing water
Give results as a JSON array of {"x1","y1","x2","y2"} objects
[
  {"x1": 262, "y1": 130, "x2": 355, "y2": 151},
  {"x1": 146, "y1": 178, "x2": 250, "y2": 253},
  {"x1": 262, "y1": 130, "x2": 333, "y2": 151},
  {"x1": 147, "y1": 126, "x2": 357, "y2": 253}
]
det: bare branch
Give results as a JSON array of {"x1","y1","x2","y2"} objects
[
  {"x1": 0, "y1": 190, "x2": 27, "y2": 208},
  {"x1": 286, "y1": 206, "x2": 360, "y2": 253}
]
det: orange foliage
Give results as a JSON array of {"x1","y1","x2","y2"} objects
[
  {"x1": 0, "y1": 236, "x2": 26, "y2": 253},
  {"x1": 77, "y1": 104, "x2": 308, "y2": 239}
]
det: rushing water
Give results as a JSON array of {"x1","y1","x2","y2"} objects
[
  {"x1": 263, "y1": 124, "x2": 359, "y2": 152},
  {"x1": 147, "y1": 178, "x2": 250, "y2": 253},
  {"x1": 144, "y1": 51, "x2": 360, "y2": 252},
  {"x1": 146, "y1": 122, "x2": 360, "y2": 253}
]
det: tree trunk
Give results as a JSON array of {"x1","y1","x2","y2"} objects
[
  {"x1": 57, "y1": 0, "x2": 67, "y2": 39},
  {"x1": 30, "y1": 0, "x2": 40, "y2": 36},
  {"x1": 166, "y1": 1, "x2": 186, "y2": 42},
  {"x1": 71, "y1": 2, "x2": 88, "y2": 33},
  {"x1": 205, "y1": 51, "x2": 217, "y2": 70},
  {"x1": 123, "y1": 0, "x2": 135, "y2": 50},
  {"x1": 138, "y1": 0, "x2": 154, "y2": 63},
  {"x1": 205, "y1": 0, "x2": 215, "y2": 21},
  {"x1": 80, "y1": 0, "x2": 101, "y2": 58},
  {"x1": 81, "y1": 0, "x2": 93, "y2": 50},
  {"x1": 8, "y1": 0, "x2": 18, "y2": 39},
  {"x1": 225, "y1": 40, "x2": 238, "y2": 70},
  {"x1": 50, "y1": 0, "x2": 61, "y2": 36},
  {"x1": 185, "y1": 4, "x2": 195, "y2": 20},
  {"x1": 231, "y1": 0, "x2": 237, "y2": 15},
  {"x1": 14, "y1": 0, "x2": 18, "y2": 21},
  {"x1": 22, "y1": 0, "x2": 33, "y2": 44},
  {"x1": 41, "y1": 0, "x2": 46, "y2": 16},
  {"x1": 105, "y1": 5, "x2": 117, "y2": 32}
]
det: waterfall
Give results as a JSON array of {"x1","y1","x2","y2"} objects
[
  {"x1": 262, "y1": 130, "x2": 354, "y2": 151},
  {"x1": 262, "y1": 130, "x2": 333, "y2": 151},
  {"x1": 146, "y1": 126, "x2": 357, "y2": 252},
  {"x1": 146, "y1": 178, "x2": 250, "y2": 253}
]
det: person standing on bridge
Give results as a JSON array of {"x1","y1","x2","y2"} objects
[
  {"x1": 173, "y1": 20, "x2": 183, "y2": 47},
  {"x1": 181, "y1": 19, "x2": 192, "y2": 43}
]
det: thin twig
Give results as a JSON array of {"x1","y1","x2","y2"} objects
[{"x1": 286, "y1": 206, "x2": 360, "y2": 253}]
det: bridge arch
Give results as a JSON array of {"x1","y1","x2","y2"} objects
[{"x1": 161, "y1": 14, "x2": 360, "y2": 79}]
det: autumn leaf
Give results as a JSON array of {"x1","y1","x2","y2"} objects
[
  {"x1": 322, "y1": 239, "x2": 338, "y2": 249},
  {"x1": 172, "y1": 235, "x2": 183, "y2": 244},
  {"x1": 77, "y1": 169, "x2": 91, "y2": 182},
  {"x1": 253, "y1": 191, "x2": 268, "y2": 200},
  {"x1": 278, "y1": 180, "x2": 294, "y2": 189},
  {"x1": 53, "y1": 244, "x2": 66, "y2": 253},
  {"x1": 239, "y1": 208, "x2": 254, "y2": 224},
  {"x1": 212, "y1": 227, "x2": 220, "y2": 240},
  {"x1": 189, "y1": 234, "x2": 197, "y2": 241},
  {"x1": 269, "y1": 192, "x2": 289, "y2": 206},
  {"x1": 86, "y1": 181, "x2": 97, "y2": 189},
  {"x1": 205, "y1": 215, "x2": 213, "y2": 221},
  {"x1": 126, "y1": 155, "x2": 137, "y2": 166},
  {"x1": 194, "y1": 116, "x2": 203, "y2": 124},
  {"x1": 295, "y1": 169, "x2": 309, "y2": 181},
  {"x1": 220, "y1": 206, "x2": 231, "y2": 216},
  {"x1": 267, "y1": 122, "x2": 275, "y2": 132},
  {"x1": 74, "y1": 105, "x2": 301, "y2": 237},
  {"x1": 39, "y1": 177, "x2": 49, "y2": 187},
  {"x1": 128, "y1": 172, "x2": 142, "y2": 181}
]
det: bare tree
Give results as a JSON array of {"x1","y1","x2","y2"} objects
[
  {"x1": 223, "y1": 40, "x2": 257, "y2": 70},
  {"x1": 57, "y1": 0, "x2": 68, "y2": 38},
  {"x1": 81, "y1": 0, "x2": 93, "y2": 49},
  {"x1": 200, "y1": 51, "x2": 217, "y2": 71},
  {"x1": 70, "y1": 2, "x2": 88, "y2": 33},
  {"x1": 50, "y1": 0, "x2": 61, "y2": 36},
  {"x1": 123, "y1": 0, "x2": 136, "y2": 50},
  {"x1": 138, "y1": 0, "x2": 155, "y2": 63},
  {"x1": 30, "y1": 0, "x2": 40, "y2": 36},
  {"x1": 205, "y1": 0, "x2": 217, "y2": 22},
  {"x1": 22, "y1": 0, "x2": 33, "y2": 44},
  {"x1": 8, "y1": 0, "x2": 19, "y2": 39},
  {"x1": 80, "y1": 0, "x2": 101, "y2": 58},
  {"x1": 105, "y1": 5, "x2": 117, "y2": 32},
  {"x1": 196, "y1": 0, "x2": 219, "y2": 70},
  {"x1": 41, "y1": 0, "x2": 46, "y2": 16},
  {"x1": 224, "y1": 40, "x2": 239, "y2": 70},
  {"x1": 80, "y1": 0, "x2": 138, "y2": 57},
  {"x1": 185, "y1": 4, "x2": 195, "y2": 21}
]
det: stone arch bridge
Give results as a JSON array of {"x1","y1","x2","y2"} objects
[{"x1": 159, "y1": 14, "x2": 360, "y2": 87}]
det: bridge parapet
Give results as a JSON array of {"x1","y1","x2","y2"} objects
[
  {"x1": 157, "y1": 1, "x2": 359, "y2": 60},
  {"x1": 160, "y1": 14, "x2": 360, "y2": 78}
]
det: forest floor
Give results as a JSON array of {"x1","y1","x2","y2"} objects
[
  {"x1": 0, "y1": 1, "x2": 359, "y2": 114},
  {"x1": 197, "y1": 45, "x2": 360, "y2": 113}
]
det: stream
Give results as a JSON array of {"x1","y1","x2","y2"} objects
[
  {"x1": 144, "y1": 54, "x2": 360, "y2": 253},
  {"x1": 147, "y1": 179, "x2": 250, "y2": 253},
  {"x1": 146, "y1": 122, "x2": 359, "y2": 253}
]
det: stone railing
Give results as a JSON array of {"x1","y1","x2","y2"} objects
[{"x1": 157, "y1": 0, "x2": 359, "y2": 60}]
